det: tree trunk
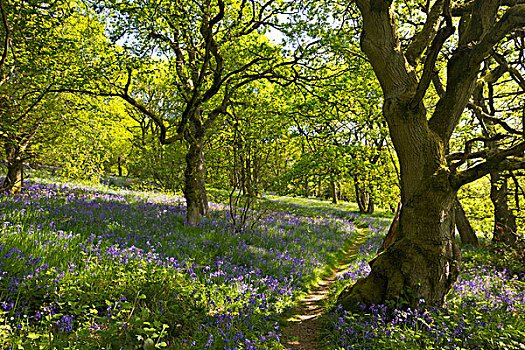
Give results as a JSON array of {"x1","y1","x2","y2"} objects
[
  {"x1": 183, "y1": 118, "x2": 209, "y2": 225},
  {"x1": 245, "y1": 153, "x2": 255, "y2": 198},
  {"x1": 377, "y1": 201, "x2": 402, "y2": 254},
  {"x1": 117, "y1": 155, "x2": 123, "y2": 177},
  {"x1": 490, "y1": 171, "x2": 518, "y2": 244},
  {"x1": 342, "y1": 0, "x2": 514, "y2": 310},
  {"x1": 197, "y1": 143, "x2": 209, "y2": 217},
  {"x1": 355, "y1": 177, "x2": 375, "y2": 214},
  {"x1": 184, "y1": 141, "x2": 201, "y2": 225},
  {"x1": 454, "y1": 197, "x2": 479, "y2": 246},
  {"x1": 355, "y1": 177, "x2": 367, "y2": 212},
  {"x1": 239, "y1": 149, "x2": 247, "y2": 196},
  {"x1": 1, "y1": 140, "x2": 24, "y2": 194},
  {"x1": 338, "y1": 105, "x2": 461, "y2": 309},
  {"x1": 252, "y1": 154, "x2": 260, "y2": 197},
  {"x1": 366, "y1": 197, "x2": 374, "y2": 214},
  {"x1": 331, "y1": 180, "x2": 338, "y2": 204},
  {"x1": 305, "y1": 176, "x2": 309, "y2": 198}
]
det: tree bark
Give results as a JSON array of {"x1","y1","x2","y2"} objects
[
  {"x1": 184, "y1": 141, "x2": 201, "y2": 225},
  {"x1": 490, "y1": 171, "x2": 518, "y2": 244},
  {"x1": 331, "y1": 180, "x2": 338, "y2": 204},
  {"x1": 454, "y1": 197, "x2": 479, "y2": 246},
  {"x1": 378, "y1": 201, "x2": 402, "y2": 254},
  {"x1": 183, "y1": 115, "x2": 209, "y2": 225},
  {"x1": 355, "y1": 176, "x2": 375, "y2": 214},
  {"x1": 1, "y1": 139, "x2": 24, "y2": 194},
  {"x1": 338, "y1": 104, "x2": 461, "y2": 309},
  {"x1": 239, "y1": 147, "x2": 247, "y2": 196},
  {"x1": 338, "y1": 0, "x2": 524, "y2": 310},
  {"x1": 197, "y1": 142, "x2": 209, "y2": 217},
  {"x1": 117, "y1": 155, "x2": 123, "y2": 177},
  {"x1": 355, "y1": 177, "x2": 368, "y2": 212},
  {"x1": 366, "y1": 197, "x2": 374, "y2": 214},
  {"x1": 245, "y1": 153, "x2": 256, "y2": 198}
]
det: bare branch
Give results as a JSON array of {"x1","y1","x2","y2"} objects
[
  {"x1": 474, "y1": 4, "x2": 525, "y2": 57},
  {"x1": 446, "y1": 150, "x2": 487, "y2": 161}
]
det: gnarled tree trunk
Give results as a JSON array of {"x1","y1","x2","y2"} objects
[
  {"x1": 335, "y1": 0, "x2": 522, "y2": 309},
  {"x1": 1, "y1": 139, "x2": 24, "y2": 194},
  {"x1": 338, "y1": 103, "x2": 462, "y2": 309}
]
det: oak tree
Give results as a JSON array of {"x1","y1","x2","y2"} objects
[{"x1": 338, "y1": 0, "x2": 525, "y2": 309}]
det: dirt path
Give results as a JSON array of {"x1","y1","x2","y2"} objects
[{"x1": 281, "y1": 229, "x2": 368, "y2": 350}]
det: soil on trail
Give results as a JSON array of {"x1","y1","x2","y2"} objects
[{"x1": 281, "y1": 229, "x2": 368, "y2": 350}]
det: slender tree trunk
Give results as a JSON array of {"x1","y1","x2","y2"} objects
[
  {"x1": 184, "y1": 140, "x2": 201, "y2": 225},
  {"x1": 117, "y1": 156, "x2": 123, "y2": 177},
  {"x1": 246, "y1": 153, "x2": 255, "y2": 198},
  {"x1": 490, "y1": 171, "x2": 518, "y2": 244},
  {"x1": 454, "y1": 197, "x2": 479, "y2": 246},
  {"x1": 239, "y1": 150, "x2": 247, "y2": 196},
  {"x1": 1, "y1": 140, "x2": 24, "y2": 194},
  {"x1": 331, "y1": 180, "x2": 338, "y2": 204},
  {"x1": 366, "y1": 196, "x2": 375, "y2": 214},
  {"x1": 355, "y1": 177, "x2": 366, "y2": 212},
  {"x1": 197, "y1": 143, "x2": 209, "y2": 217},
  {"x1": 252, "y1": 154, "x2": 260, "y2": 197},
  {"x1": 355, "y1": 176, "x2": 374, "y2": 214}
]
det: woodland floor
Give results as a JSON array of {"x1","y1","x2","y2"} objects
[{"x1": 281, "y1": 229, "x2": 368, "y2": 350}]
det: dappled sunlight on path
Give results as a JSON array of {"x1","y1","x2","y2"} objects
[{"x1": 282, "y1": 228, "x2": 369, "y2": 350}]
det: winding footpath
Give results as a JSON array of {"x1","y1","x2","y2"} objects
[{"x1": 281, "y1": 228, "x2": 369, "y2": 350}]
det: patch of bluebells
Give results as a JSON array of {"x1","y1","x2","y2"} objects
[
  {"x1": 0, "y1": 178, "x2": 361, "y2": 348},
  {"x1": 328, "y1": 220, "x2": 525, "y2": 349}
]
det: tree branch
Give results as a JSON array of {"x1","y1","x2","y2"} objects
[
  {"x1": 491, "y1": 50, "x2": 525, "y2": 89},
  {"x1": 49, "y1": 84, "x2": 183, "y2": 145},
  {"x1": 474, "y1": 4, "x2": 525, "y2": 57},
  {"x1": 405, "y1": 0, "x2": 445, "y2": 66},
  {"x1": 355, "y1": 0, "x2": 414, "y2": 99},
  {"x1": 452, "y1": 141, "x2": 525, "y2": 188},
  {"x1": 0, "y1": 0, "x2": 10, "y2": 74},
  {"x1": 449, "y1": 134, "x2": 507, "y2": 171},
  {"x1": 467, "y1": 102, "x2": 522, "y2": 135},
  {"x1": 410, "y1": 3, "x2": 454, "y2": 109}
]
